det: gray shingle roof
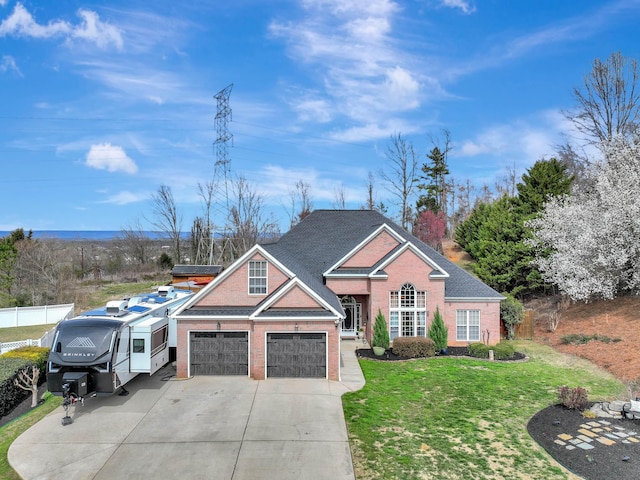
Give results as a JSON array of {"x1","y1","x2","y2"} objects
[
  {"x1": 172, "y1": 265, "x2": 223, "y2": 276},
  {"x1": 180, "y1": 307, "x2": 255, "y2": 317},
  {"x1": 266, "y1": 209, "x2": 503, "y2": 301}
]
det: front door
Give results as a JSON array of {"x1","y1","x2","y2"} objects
[{"x1": 340, "y1": 296, "x2": 362, "y2": 337}]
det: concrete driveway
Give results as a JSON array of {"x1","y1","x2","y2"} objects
[{"x1": 9, "y1": 340, "x2": 366, "y2": 480}]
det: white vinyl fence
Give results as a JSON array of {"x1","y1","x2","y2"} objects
[
  {"x1": 0, "y1": 304, "x2": 74, "y2": 328},
  {"x1": 0, "y1": 304, "x2": 74, "y2": 354}
]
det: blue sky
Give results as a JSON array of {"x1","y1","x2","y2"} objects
[{"x1": 1, "y1": 0, "x2": 639, "y2": 233}]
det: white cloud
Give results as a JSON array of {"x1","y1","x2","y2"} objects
[
  {"x1": 0, "y1": 55, "x2": 21, "y2": 76},
  {"x1": 440, "y1": 0, "x2": 476, "y2": 15},
  {"x1": 0, "y1": 3, "x2": 122, "y2": 49},
  {"x1": 269, "y1": 0, "x2": 436, "y2": 138},
  {"x1": 72, "y1": 9, "x2": 123, "y2": 50},
  {"x1": 0, "y1": 3, "x2": 71, "y2": 38},
  {"x1": 383, "y1": 66, "x2": 420, "y2": 108},
  {"x1": 100, "y1": 190, "x2": 148, "y2": 205},
  {"x1": 85, "y1": 143, "x2": 138, "y2": 174},
  {"x1": 0, "y1": 0, "x2": 8, "y2": 7},
  {"x1": 456, "y1": 111, "x2": 568, "y2": 173},
  {"x1": 254, "y1": 164, "x2": 365, "y2": 207},
  {"x1": 292, "y1": 96, "x2": 332, "y2": 123},
  {"x1": 147, "y1": 95, "x2": 164, "y2": 105},
  {"x1": 77, "y1": 60, "x2": 184, "y2": 104}
]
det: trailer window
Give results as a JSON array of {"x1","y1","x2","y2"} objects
[
  {"x1": 133, "y1": 338, "x2": 145, "y2": 353},
  {"x1": 151, "y1": 325, "x2": 168, "y2": 356}
]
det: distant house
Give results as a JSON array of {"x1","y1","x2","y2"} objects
[
  {"x1": 173, "y1": 210, "x2": 504, "y2": 381},
  {"x1": 171, "y1": 265, "x2": 223, "y2": 292}
]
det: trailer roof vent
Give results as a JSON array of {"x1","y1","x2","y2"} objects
[
  {"x1": 106, "y1": 300, "x2": 128, "y2": 316},
  {"x1": 157, "y1": 285, "x2": 175, "y2": 298}
]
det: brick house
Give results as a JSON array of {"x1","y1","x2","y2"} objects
[{"x1": 173, "y1": 210, "x2": 503, "y2": 381}]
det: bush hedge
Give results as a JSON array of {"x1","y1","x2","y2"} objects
[
  {"x1": 2, "y1": 346, "x2": 49, "y2": 373},
  {"x1": 557, "y1": 385, "x2": 589, "y2": 410},
  {"x1": 392, "y1": 337, "x2": 436, "y2": 358},
  {"x1": 0, "y1": 346, "x2": 49, "y2": 418},
  {"x1": 468, "y1": 342, "x2": 515, "y2": 360}
]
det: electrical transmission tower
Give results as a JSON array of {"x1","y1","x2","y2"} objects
[
  {"x1": 214, "y1": 83, "x2": 233, "y2": 209},
  {"x1": 211, "y1": 83, "x2": 235, "y2": 265}
]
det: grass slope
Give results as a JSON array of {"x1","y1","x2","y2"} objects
[
  {"x1": 343, "y1": 341, "x2": 624, "y2": 480},
  {"x1": 0, "y1": 393, "x2": 62, "y2": 479}
]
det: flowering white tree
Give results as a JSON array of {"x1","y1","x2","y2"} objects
[{"x1": 529, "y1": 136, "x2": 640, "y2": 301}]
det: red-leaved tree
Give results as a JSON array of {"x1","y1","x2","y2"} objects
[{"x1": 413, "y1": 210, "x2": 446, "y2": 252}]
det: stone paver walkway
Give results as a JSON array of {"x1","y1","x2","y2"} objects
[{"x1": 554, "y1": 419, "x2": 640, "y2": 451}]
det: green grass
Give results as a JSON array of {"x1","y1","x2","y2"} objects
[
  {"x1": 343, "y1": 341, "x2": 625, "y2": 480},
  {"x1": 0, "y1": 324, "x2": 57, "y2": 343},
  {"x1": 0, "y1": 392, "x2": 62, "y2": 479},
  {"x1": 79, "y1": 280, "x2": 167, "y2": 311}
]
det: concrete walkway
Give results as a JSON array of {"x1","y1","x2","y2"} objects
[{"x1": 9, "y1": 340, "x2": 366, "y2": 480}]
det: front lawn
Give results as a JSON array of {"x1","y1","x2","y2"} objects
[{"x1": 343, "y1": 341, "x2": 625, "y2": 480}]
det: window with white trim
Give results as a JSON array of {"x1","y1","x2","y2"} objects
[
  {"x1": 456, "y1": 310, "x2": 480, "y2": 341},
  {"x1": 248, "y1": 260, "x2": 267, "y2": 295},
  {"x1": 389, "y1": 283, "x2": 427, "y2": 340}
]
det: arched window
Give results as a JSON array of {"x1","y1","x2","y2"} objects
[{"x1": 389, "y1": 283, "x2": 427, "y2": 340}]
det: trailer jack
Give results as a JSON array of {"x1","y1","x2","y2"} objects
[{"x1": 61, "y1": 383, "x2": 84, "y2": 426}]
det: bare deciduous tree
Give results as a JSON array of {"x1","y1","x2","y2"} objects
[
  {"x1": 332, "y1": 184, "x2": 346, "y2": 209},
  {"x1": 118, "y1": 221, "x2": 152, "y2": 265},
  {"x1": 287, "y1": 180, "x2": 313, "y2": 228},
  {"x1": 149, "y1": 185, "x2": 183, "y2": 264},
  {"x1": 13, "y1": 238, "x2": 73, "y2": 305},
  {"x1": 228, "y1": 176, "x2": 278, "y2": 258},
  {"x1": 547, "y1": 296, "x2": 569, "y2": 333},
  {"x1": 380, "y1": 133, "x2": 419, "y2": 230},
  {"x1": 191, "y1": 180, "x2": 220, "y2": 264},
  {"x1": 566, "y1": 51, "x2": 640, "y2": 145},
  {"x1": 494, "y1": 164, "x2": 519, "y2": 198},
  {"x1": 364, "y1": 171, "x2": 376, "y2": 210},
  {"x1": 14, "y1": 366, "x2": 40, "y2": 408}
]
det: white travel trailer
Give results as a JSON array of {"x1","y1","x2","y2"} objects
[{"x1": 47, "y1": 286, "x2": 193, "y2": 399}]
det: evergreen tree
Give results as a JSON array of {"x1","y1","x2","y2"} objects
[
  {"x1": 428, "y1": 306, "x2": 448, "y2": 352},
  {"x1": 500, "y1": 294, "x2": 525, "y2": 340},
  {"x1": 417, "y1": 146, "x2": 450, "y2": 214},
  {"x1": 516, "y1": 158, "x2": 574, "y2": 215},
  {"x1": 455, "y1": 158, "x2": 573, "y2": 297},
  {"x1": 372, "y1": 309, "x2": 390, "y2": 350}
]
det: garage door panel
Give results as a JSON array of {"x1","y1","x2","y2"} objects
[
  {"x1": 267, "y1": 333, "x2": 326, "y2": 378},
  {"x1": 190, "y1": 332, "x2": 248, "y2": 375}
]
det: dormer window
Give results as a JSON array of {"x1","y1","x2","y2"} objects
[{"x1": 248, "y1": 260, "x2": 267, "y2": 295}]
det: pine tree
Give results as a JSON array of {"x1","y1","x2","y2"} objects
[
  {"x1": 372, "y1": 309, "x2": 390, "y2": 350},
  {"x1": 428, "y1": 306, "x2": 448, "y2": 352}
]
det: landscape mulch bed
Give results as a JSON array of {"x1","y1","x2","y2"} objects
[
  {"x1": 355, "y1": 346, "x2": 527, "y2": 362},
  {"x1": 528, "y1": 404, "x2": 640, "y2": 480},
  {"x1": 0, "y1": 382, "x2": 49, "y2": 428}
]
